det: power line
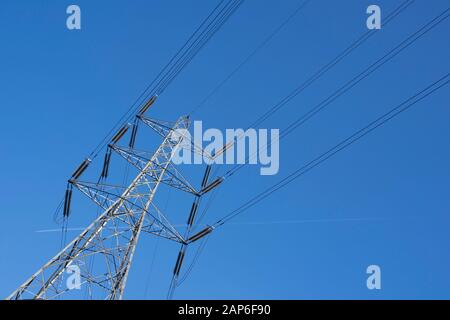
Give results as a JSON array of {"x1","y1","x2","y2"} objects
[
  {"x1": 213, "y1": 74, "x2": 449, "y2": 228},
  {"x1": 167, "y1": 1, "x2": 417, "y2": 288},
  {"x1": 176, "y1": 234, "x2": 211, "y2": 287},
  {"x1": 144, "y1": 188, "x2": 172, "y2": 299},
  {"x1": 88, "y1": 0, "x2": 244, "y2": 160},
  {"x1": 169, "y1": 0, "x2": 316, "y2": 290},
  {"x1": 246, "y1": 0, "x2": 415, "y2": 130},
  {"x1": 225, "y1": 6, "x2": 450, "y2": 178},
  {"x1": 165, "y1": 2, "x2": 313, "y2": 292},
  {"x1": 199, "y1": 0, "x2": 416, "y2": 197},
  {"x1": 187, "y1": 0, "x2": 414, "y2": 220},
  {"x1": 156, "y1": 0, "x2": 245, "y2": 96},
  {"x1": 188, "y1": 0, "x2": 312, "y2": 116}
]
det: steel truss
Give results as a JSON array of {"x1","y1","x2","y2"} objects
[{"x1": 7, "y1": 113, "x2": 216, "y2": 300}]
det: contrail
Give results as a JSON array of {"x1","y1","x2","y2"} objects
[
  {"x1": 223, "y1": 217, "x2": 394, "y2": 226},
  {"x1": 35, "y1": 217, "x2": 395, "y2": 233}
]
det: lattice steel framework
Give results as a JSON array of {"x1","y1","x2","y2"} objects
[{"x1": 7, "y1": 108, "x2": 218, "y2": 300}]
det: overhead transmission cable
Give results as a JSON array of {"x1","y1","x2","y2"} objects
[
  {"x1": 166, "y1": 2, "x2": 447, "y2": 300},
  {"x1": 246, "y1": 0, "x2": 415, "y2": 130},
  {"x1": 186, "y1": 0, "x2": 313, "y2": 230},
  {"x1": 212, "y1": 73, "x2": 449, "y2": 228},
  {"x1": 169, "y1": 0, "x2": 416, "y2": 290},
  {"x1": 169, "y1": 0, "x2": 309, "y2": 291},
  {"x1": 204, "y1": 0, "x2": 414, "y2": 182},
  {"x1": 190, "y1": 0, "x2": 415, "y2": 228},
  {"x1": 88, "y1": 0, "x2": 244, "y2": 160},
  {"x1": 188, "y1": 0, "x2": 312, "y2": 116},
  {"x1": 171, "y1": 8, "x2": 447, "y2": 286},
  {"x1": 156, "y1": 0, "x2": 245, "y2": 96},
  {"x1": 225, "y1": 6, "x2": 450, "y2": 178}
]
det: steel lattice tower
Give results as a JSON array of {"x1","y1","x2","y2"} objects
[{"x1": 7, "y1": 100, "x2": 219, "y2": 300}]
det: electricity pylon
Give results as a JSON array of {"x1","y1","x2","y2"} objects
[{"x1": 7, "y1": 97, "x2": 220, "y2": 300}]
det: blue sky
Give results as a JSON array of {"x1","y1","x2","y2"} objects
[{"x1": 0, "y1": 0, "x2": 449, "y2": 299}]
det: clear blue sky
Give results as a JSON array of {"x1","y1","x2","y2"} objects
[{"x1": 0, "y1": 0, "x2": 449, "y2": 299}]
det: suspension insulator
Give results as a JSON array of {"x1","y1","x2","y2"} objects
[
  {"x1": 173, "y1": 251, "x2": 185, "y2": 276},
  {"x1": 71, "y1": 158, "x2": 91, "y2": 180},
  {"x1": 200, "y1": 177, "x2": 224, "y2": 195},
  {"x1": 111, "y1": 125, "x2": 130, "y2": 145},
  {"x1": 187, "y1": 201, "x2": 199, "y2": 226},
  {"x1": 201, "y1": 165, "x2": 212, "y2": 188},
  {"x1": 63, "y1": 186, "x2": 73, "y2": 218},
  {"x1": 129, "y1": 121, "x2": 139, "y2": 149},
  {"x1": 101, "y1": 148, "x2": 112, "y2": 179},
  {"x1": 138, "y1": 95, "x2": 158, "y2": 116},
  {"x1": 188, "y1": 226, "x2": 213, "y2": 243}
]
